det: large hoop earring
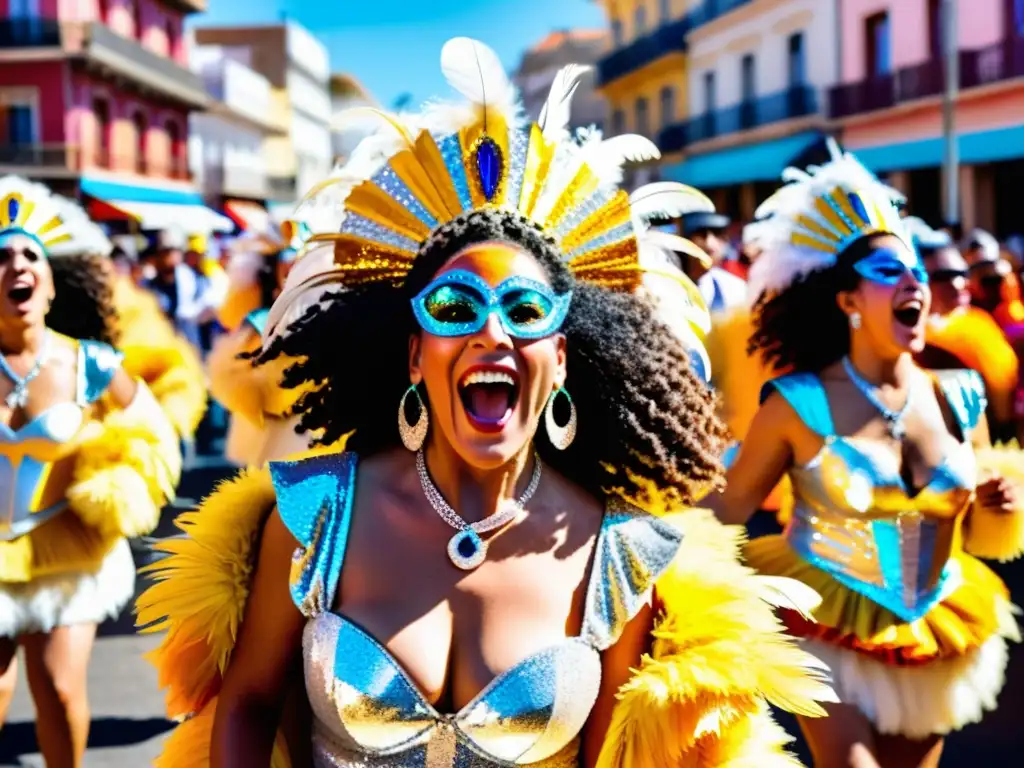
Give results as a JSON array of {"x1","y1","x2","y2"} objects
[
  {"x1": 544, "y1": 386, "x2": 576, "y2": 451},
  {"x1": 398, "y1": 384, "x2": 428, "y2": 451}
]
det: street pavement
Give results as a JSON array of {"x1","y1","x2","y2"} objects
[{"x1": 1, "y1": 454, "x2": 1023, "y2": 765}]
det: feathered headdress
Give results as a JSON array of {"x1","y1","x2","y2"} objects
[
  {"x1": 747, "y1": 139, "x2": 912, "y2": 301},
  {"x1": 48, "y1": 193, "x2": 114, "y2": 258},
  {"x1": 265, "y1": 38, "x2": 716, "y2": 353},
  {"x1": 0, "y1": 175, "x2": 72, "y2": 252}
]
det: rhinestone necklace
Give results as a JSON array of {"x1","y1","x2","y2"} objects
[
  {"x1": 416, "y1": 449, "x2": 542, "y2": 570},
  {"x1": 0, "y1": 331, "x2": 51, "y2": 409},
  {"x1": 842, "y1": 356, "x2": 913, "y2": 439}
]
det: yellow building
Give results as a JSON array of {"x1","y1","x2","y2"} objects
[{"x1": 594, "y1": 1, "x2": 697, "y2": 176}]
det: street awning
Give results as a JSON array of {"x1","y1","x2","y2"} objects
[
  {"x1": 224, "y1": 199, "x2": 272, "y2": 234},
  {"x1": 851, "y1": 124, "x2": 1024, "y2": 173},
  {"x1": 663, "y1": 130, "x2": 822, "y2": 188},
  {"x1": 81, "y1": 175, "x2": 233, "y2": 234}
]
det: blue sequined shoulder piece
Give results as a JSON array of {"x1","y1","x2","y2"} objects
[
  {"x1": 760, "y1": 373, "x2": 835, "y2": 436},
  {"x1": 244, "y1": 308, "x2": 270, "y2": 337},
  {"x1": 269, "y1": 451, "x2": 358, "y2": 618},
  {"x1": 77, "y1": 339, "x2": 123, "y2": 406},
  {"x1": 580, "y1": 499, "x2": 683, "y2": 650},
  {"x1": 935, "y1": 369, "x2": 987, "y2": 433}
]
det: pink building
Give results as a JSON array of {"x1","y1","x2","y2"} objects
[
  {"x1": 0, "y1": 0, "x2": 227, "y2": 233},
  {"x1": 831, "y1": 0, "x2": 1024, "y2": 234}
]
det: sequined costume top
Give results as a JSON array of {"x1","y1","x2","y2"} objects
[
  {"x1": 765, "y1": 369, "x2": 982, "y2": 623},
  {"x1": 0, "y1": 339, "x2": 121, "y2": 542},
  {"x1": 269, "y1": 452, "x2": 683, "y2": 768}
]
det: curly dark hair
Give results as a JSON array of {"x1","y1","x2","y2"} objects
[
  {"x1": 256, "y1": 208, "x2": 727, "y2": 506},
  {"x1": 47, "y1": 253, "x2": 120, "y2": 346},
  {"x1": 749, "y1": 234, "x2": 888, "y2": 374}
]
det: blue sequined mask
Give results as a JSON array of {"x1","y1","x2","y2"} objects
[
  {"x1": 854, "y1": 247, "x2": 928, "y2": 286},
  {"x1": 411, "y1": 269, "x2": 571, "y2": 339}
]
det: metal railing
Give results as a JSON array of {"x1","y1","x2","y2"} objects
[
  {"x1": 830, "y1": 35, "x2": 1024, "y2": 118},
  {"x1": 0, "y1": 144, "x2": 74, "y2": 167},
  {"x1": 659, "y1": 85, "x2": 818, "y2": 149},
  {"x1": 597, "y1": 17, "x2": 691, "y2": 86}
]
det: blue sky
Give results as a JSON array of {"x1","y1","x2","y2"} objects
[{"x1": 192, "y1": 1, "x2": 606, "y2": 108}]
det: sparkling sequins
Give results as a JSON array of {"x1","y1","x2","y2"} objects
[
  {"x1": 475, "y1": 137, "x2": 502, "y2": 201},
  {"x1": 372, "y1": 167, "x2": 440, "y2": 230},
  {"x1": 340, "y1": 214, "x2": 420, "y2": 255},
  {"x1": 287, "y1": 451, "x2": 684, "y2": 767},
  {"x1": 437, "y1": 134, "x2": 473, "y2": 212},
  {"x1": 565, "y1": 222, "x2": 635, "y2": 261},
  {"x1": 503, "y1": 128, "x2": 529, "y2": 211}
]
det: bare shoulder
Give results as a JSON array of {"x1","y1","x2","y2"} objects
[
  {"x1": 536, "y1": 461, "x2": 604, "y2": 527},
  {"x1": 352, "y1": 448, "x2": 421, "y2": 514},
  {"x1": 46, "y1": 332, "x2": 79, "y2": 373}
]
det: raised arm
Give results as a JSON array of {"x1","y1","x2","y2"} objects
[
  {"x1": 211, "y1": 508, "x2": 306, "y2": 767},
  {"x1": 704, "y1": 391, "x2": 797, "y2": 526}
]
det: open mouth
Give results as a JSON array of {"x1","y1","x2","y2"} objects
[
  {"x1": 7, "y1": 283, "x2": 34, "y2": 304},
  {"x1": 893, "y1": 299, "x2": 924, "y2": 328},
  {"x1": 458, "y1": 367, "x2": 520, "y2": 433}
]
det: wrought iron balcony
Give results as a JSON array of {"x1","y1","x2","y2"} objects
[
  {"x1": 62, "y1": 22, "x2": 209, "y2": 109},
  {"x1": 0, "y1": 144, "x2": 76, "y2": 172},
  {"x1": 597, "y1": 17, "x2": 691, "y2": 87},
  {"x1": 961, "y1": 35, "x2": 1024, "y2": 89},
  {"x1": 0, "y1": 18, "x2": 61, "y2": 48},
  {"x1": 664, "y1": 85, "x2": 818, "y2": 148},
  {"x1": 828, "y1": 74, "x2": 896, "y2": 119}
]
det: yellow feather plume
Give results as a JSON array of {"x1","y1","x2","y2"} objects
[
  {"x1": 596, "y1": 510, "x2": 835, "y2": 768},
  {"x1": 136, "y1": 468, "x2": 277, "y2": 719}
]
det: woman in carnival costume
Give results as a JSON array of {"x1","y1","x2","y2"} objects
[
  {"x1": 137, "y1": 38, "x2": 835, "y2": 768},
  {"x1": 44, "y1": 192, "x2": 208, "y2": 444},
  {"x1": 0, "y1": 176, "x2": 179, "y2": 764},
  {"x1": 708, "y1": 142, "x2": 1023, "y2": 767}
]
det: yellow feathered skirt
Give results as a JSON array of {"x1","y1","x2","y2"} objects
[{"x1": 746, "y1": 445, "x2": 1024, "y2": 743}]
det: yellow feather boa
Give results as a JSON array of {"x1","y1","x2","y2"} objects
[
  {"x1": 965, "y1": 442, "x2": 1024, "y2": 562},
  {"x1": 114, "y1": 276, "x2": 208, "y2": 439},
  {"x1": 68, "y1": 383, "x2": 181, "y2": 540},
  {"x1": 138, "y1": 470, "x2": 833, "y2": 767}
]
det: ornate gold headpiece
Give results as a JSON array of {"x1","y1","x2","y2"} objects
[{"x1": 291, "y1": 38, "x2": 716, "y2": 294}]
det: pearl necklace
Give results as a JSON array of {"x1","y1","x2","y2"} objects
[
  {"x1": 0, "y1": 331, "x2": 51, "y2": 409},
  {"x1": 415, "y1": 449, "x2": 542, "y2": 570}
]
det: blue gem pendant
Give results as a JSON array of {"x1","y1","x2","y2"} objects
[
  {"x1": 447, "y1": 528, "x2": 487, "y2": 570},
  {"x1": 474, "y1": 136, "x2": 503, "y2": 202}
]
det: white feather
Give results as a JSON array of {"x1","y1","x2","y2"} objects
[
  {"x1": 629, "y1": 182, "x2": 715, "y2": 227},
  {"x1": 579, "y1": 133, "x2": 660, "y2": 188},
  {"x1": 754, "y1": 575, "x2": 823, "y2": 621},
  {"x1": 642, "y1": 229, "x2": 712, "y2": 269},
  {"x1": 538, "y1": 64, "x2": 591, "y2": 141},
  {"x1": 440, "y1": 38, "x2": 518, "y2": 122}
]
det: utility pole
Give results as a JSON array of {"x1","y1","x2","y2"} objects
[{"x1": 941, "y1": 0, "x2": 960, "y2": 229}]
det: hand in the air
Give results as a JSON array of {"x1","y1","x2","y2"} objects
[{"x1": 976, "y1": 475, "x2": 1017, "y2": 514}]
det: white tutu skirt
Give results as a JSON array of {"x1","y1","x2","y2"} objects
[
  {"x1": 805, "y1": 634, "x2": 1011, "y2": 738},
  {"x1": 0, "y1": 538, "x2": 136, "y2": 637}
]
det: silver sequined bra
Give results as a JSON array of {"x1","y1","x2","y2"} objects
[
  {"x1": 763, "y1": 369, "x2": 982, "y2": 624},
  {"x1": 270, "y1": 452, "x2": 683, "y2": 768}
]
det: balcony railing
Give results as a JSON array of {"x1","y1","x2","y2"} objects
[
  {"x1": 961, "y1": 35, "x2": 1024, "y2": 89},
  {"x1": 597, "y1": 17, "x2": 691, "y2": 87},
  {"x1": 831, "y1": 36, "x2": 1024, "y2": 119},
  {"x1": 660, "y1": 85, "x2": 818, "y2": 150},
  {"x1": 0, "y1": 18, "x2": 61, "y2": 48},
  {"x1": 0, "y1": 144, "x2": 75, "y2": 169}
]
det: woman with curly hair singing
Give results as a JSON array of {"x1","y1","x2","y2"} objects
[
  {"x1": 137, "y1": 38, "x2": 833, "y2": 768},
  {"x1": 0, "y1": 176, "x2": 178, "y2": 765},
  {"x1": 707, "y1": 142, "x2": 1023, "y2": 767}
]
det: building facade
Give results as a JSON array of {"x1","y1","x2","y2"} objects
[
  {"x1": 594, "y1": 0, "x2": 692, "y2": 188},
  {"x1": 188, "y1": 42, "x2": 286, "y2": 233},
  {"x1": 192, "y1": 22, "x2": 333, "y2": 218},
  {"x1": 0, "y1": 0, "x2": 227, "y2": 233},
  {"x1": 831, "y1": 0, "x2": 1024, "y2": 234},
  {"x1": 329, "y1": 73, "x2": 378, "y2": 166},
  {"x1": 667, "y1": 0, "x2": 837, "y2": 219},
  {"x1": 513, "y1": 29, "x2": 607, "y2": 131}
]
